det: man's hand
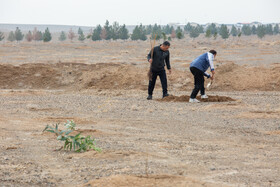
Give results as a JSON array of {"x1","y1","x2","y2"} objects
[
  {"x1": 168, "y1": 69, "x2": 172, "y2": 74},
  {"x1": 148, "y1": 59, "x2": 152, "y2": 64},
  {"x1": 210, "y1": 70, "x2": 215, "y2": 80}
]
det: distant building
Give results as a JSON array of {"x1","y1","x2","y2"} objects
[
  {"x1": 236, "y1": 22, "x2": 261, "y2": 28},
  {"x1": 250, "y1": 22, "x2": 262, "y2": 27},
  {"x1": 189, "y1": 22, "x2": 199, "y2": 27},
  {"x1": 204, "y1": 23, "x2": 220, "y2": 29},
  {"x1": 168, "y1": 22, "x2": 185, "y2": 29}
]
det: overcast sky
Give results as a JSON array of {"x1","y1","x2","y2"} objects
[{"x1": 0, "y1": 0, "x2": 279, "y2": 26}]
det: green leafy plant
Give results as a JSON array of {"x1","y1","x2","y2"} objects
[
  {"x1": 64, "y1": 120, "x2": 76, "y2": 130},
  {"x1": 43, "y1": 120, "x2": 101, "y2": 153}
]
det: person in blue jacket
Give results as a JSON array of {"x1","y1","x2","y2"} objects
[{"x1": 189, "y1": 50, "x2": 217, "y2": 103}]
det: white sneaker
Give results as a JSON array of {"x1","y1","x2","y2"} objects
[
  {"x1": 201, "y1": 95, "x2": 208, "y2": 99},
  {"x1": 189, "y1": 98, "x2": 200, "y2": 103}
]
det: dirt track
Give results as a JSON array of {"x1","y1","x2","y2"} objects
[{"x1": 0, "y1": 37, "x2": 280, "y2": 186}]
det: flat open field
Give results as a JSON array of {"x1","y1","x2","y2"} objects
[{"x1": 0, "y1": 36, "x2": 279, "y2": 186}]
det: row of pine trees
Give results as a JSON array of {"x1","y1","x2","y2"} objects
[
  {"x1": 0, "y1": 21, "x2": 279, "y2": 42},
  {"x1": 0, "y1": 27, "x2": 52, "y2": 42},
  {"x1": 131, "y1": 23, "x2": 279, "y2": 41}
]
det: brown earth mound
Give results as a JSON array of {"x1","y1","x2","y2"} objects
[
  {"x1": 158, "y1": 95, "x2": 235, "y2": 102},
  {"x1": 0, "y1": 62, "x2": 147, "y2": 90},
  {"x1": 0, "y1": 62, "x2": 279, "y2": 91},
  {"x1": 82, "y1": 174, "x2": 216, "y2": 187},
  {"x1": 0, "y1": 63, "x2": 62, "y2": 89},
  {"x1": 214, "y1": 62, "x2": 280, "y2": 91}
]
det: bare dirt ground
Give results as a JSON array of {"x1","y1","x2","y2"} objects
[{"x1": 0, "y1": 36, "x2": 280, "y2": 186}]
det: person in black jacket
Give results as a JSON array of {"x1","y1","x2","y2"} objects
[{"x1": 147, "y1": 41, "x2": 172, "y2": 100}]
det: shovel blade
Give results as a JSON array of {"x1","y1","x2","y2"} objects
[{"x1": 207, "y1": 82, "x2": 212, "y2": 89}]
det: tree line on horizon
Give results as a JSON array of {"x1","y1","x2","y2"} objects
[
  {"x1": 0, "y1": 21, "x2": 279, "y2": 42},
  {"x1": 131, "y1": 22, "x2": 279, "y2": 41}
]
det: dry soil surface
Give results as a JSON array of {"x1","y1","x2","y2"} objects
[{"x1": 0, "y1": 37, "x2": 280, "y2": 186}]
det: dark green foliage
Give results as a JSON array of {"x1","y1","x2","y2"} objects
[
  {"x1": 185, "y1": 23, "x2": 203, "y2": 35},
  {"x1": 205, "y1": 29, "x2": 211, "y2": 38},
  {"x1": 92, "y1": 22, "x2": 129, "y2": 41},
  {"x1": 59, "y1": 31, "x2": 67, "y2": 41},
  {"x1": 213, "y1": 32, "x2": 218, "y2": 40},
  {"x1": 111, "y1": 22, "x2": 120, "y2": 40},
  {"x1": 131, "y1": 24, "x2": 147, "y2": 41},
  {"x1": 145, "y1": 25, "x2": 153, "y2": 35},
  {"x1": 77, "y1": 27, "x2": 83, "y2": 35},
  {"x1": 92, "y1": 25, "x2": 102, "y2": 41},
  {"x1": 103, "y1": 20, "x2": 112, "y2": 40},
  {"x1": 15, "y1": 27, "x2": 24, "y2": 41},
  {"x1": 63, "y1": 133, "x2": 99, "y2": 153},
  {"x1": 206, "y1": 23, "x2": 218, "y2": 35},
  {"x1": 242, "y1": 25, "x2": 252, "y2": 36},
  {"x1": 131, "y1": 25, "x2": 141, "y2": 40},
  {"x1": 189, "y1": 26, "x2": 201, "y2": 39},
  {"x1": 7, "y1": 31, "x2": 15, "y2": 42},
  {"x1": 37, "y1": 31, "x2": 43, "y2": 41},
  {"x1": 162, "y1": 24, "x2": 173, "y2": 35},
  {"x1": 0, "y1": 31, "x2": 4, "y2": 41},
  {"x1": 238, "y1": 32, "x2": 242, "y2": 38},
  {"x1": 265, "y1": 24, "x2": 273, "y2": 35},
  {"x1": 184, "y1": 22, "x2": 192, "y2": 33},
  {"x1": 251, "y1": 25, "x2": 257, "y2": 35},
  {"x1": 151, "y1": 24, "x2": 162, "y2": 40},
  {"x1": 257, "y1": 25, "x2": 266, "y2": 39},
  {"x1": 230, "y1": 25, "x2": 238, "y2": 36},
  {"x1": 43, "y1": 27, "x2": 52, "y2": 42},
  {"x1": 119, "y1": 24, "x2": 129, "y2": 40},
  {"x1": 274, "y1": 24, "x2": 279, "y2": 34},
  {"x1": 219, "y1": 24, "x2": 229, "y2": 39},
  {"x1": 162, "y1": 32, "x2": 167, "y2": 41},
  {"x1": 43, "y1": 121, "x2": 101, "y2": 153},
  {"x1": 197, "y1": 25, "x2": 204, "y2": 33},
  {"x1": 176, "y1": 26, "x2": 184, "y2": 39},
  {"x1": 78, "y1": 27, "x2": 85, "y2": 41}
]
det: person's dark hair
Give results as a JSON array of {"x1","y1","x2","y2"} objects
[
  {"x1": 209, "y1": 50, "x2": 217, "y2": 55},
  {"x1": 162, "y1": 41, "x2": 170, "y2": 46}
]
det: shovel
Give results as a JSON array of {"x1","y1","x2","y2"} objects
[
  {"x1": 207, "y1": 80, "x2": 213, "y2": 89},
  {"x1": 148, "y1": 34, "x2": 157, "y2": 81}
]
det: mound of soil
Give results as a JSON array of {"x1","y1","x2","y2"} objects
[
  {"x1": 0, "y1": 63, "x2": 148, "y2": 90},
  {"x1": 0, "y1": 63, "x2": 62, "y2": 89},
  {"x1": 157, "y1": 95, "x2": 235, "y2": 102},
  {"x1": 0, "y1": 62, "x2": 279, "y2": 91},
  {"x1": 214, "y1": 62, "x2": 280, "y2": 91},
  {"x1": 83, "y1": 174, "x2": 215, "y2": 187}
]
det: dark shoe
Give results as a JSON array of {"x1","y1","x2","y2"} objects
[
  {"x1": 162, "y1": 93, "x2": 169, "y2": 98},
  {"x1": 147, "y1": 95, "x2": 153, "y2": 100}
]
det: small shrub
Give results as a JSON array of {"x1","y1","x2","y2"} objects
[{"x1": 43, "y1": 120, "x2": 101, "y2": 153}]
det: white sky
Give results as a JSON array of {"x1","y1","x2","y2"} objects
[{"x1": 0, "y1": 0, "x2": 279, "y2": 26}]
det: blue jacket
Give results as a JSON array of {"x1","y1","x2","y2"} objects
[{"x1": 190, "y1": 52, "x2": 214, "y2": 77}]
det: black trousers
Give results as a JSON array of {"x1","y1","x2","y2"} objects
[
  {"x1": 190, "y1": 67, "x2": 205, "y2": 99},
  {"x1": 148, "y1": 70, "x2": 168, "y2": 95}
]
